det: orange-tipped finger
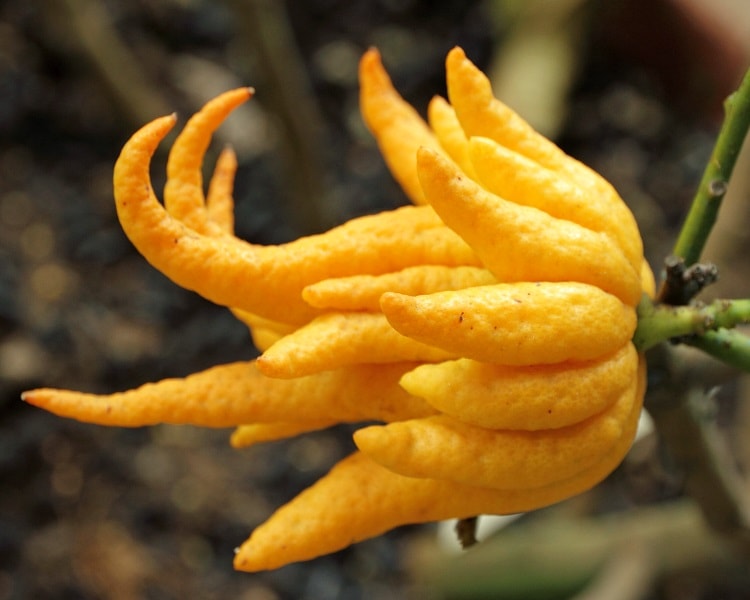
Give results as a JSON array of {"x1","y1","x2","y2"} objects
[
  {"x1": 427, "y1": 95, "x2": 477, "y2": 178},
  {"x1": 446, "y1": 48, "x2": 598, "y2": 193},
  {"x1": 206, "y1": 146, "x2": 238, "y2": 234},
  {"x1": 468, "y1": 136, "x2": 642, "y2": 271},
  {"x1": 359, "y1": 48, "x2": 446, "y2": 204},
  {"x1": 416, "y1": 147, "x2": 642, "y2": 306},
  {"x1": 399, "y1": 343, "x2": 638, "y2": 431},
  {"x1": 22, "y1": 362, "x2": 435, "y2": 428},
  {"x1": 113, "y1": 113, "x2": 477, "y2": 325},
  {"x1": 235, "y1": 358, "x2": 645, "y2": 572},
  {"x1": 164, "y1": 88, "x2": 252, "y2": 234},
  {"x1": 230, "y1": 421, "x2": 336, "y2": 448},
  {"x1": 301, "y1": 265, "x2": 496, "y2": 311},
  {"x1": 354, "y1": 370, "x2": 636, "y2": 490},
  {"x1": 446, "y1": 48, "x2": 643, "y2": 265},
  {"x1": 256, "y1": 312, "x2": 457, "y2": 378},
  {"x1": 380, "y1": 282, "x2": 637, "y2": 366}
]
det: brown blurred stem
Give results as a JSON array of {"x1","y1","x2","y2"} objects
[
  {"x1": 225, "y1": 0, "x2": 330, "y2": 233},
  {"x1": 55, "y1": 0, "x2": 172, "y2": 126},
  {"x1": 659, "y1": 67, "x2": 750, "y2": 301},
  {"x1": 645, "y1": 345, "x2": 750, "y2": 552}
]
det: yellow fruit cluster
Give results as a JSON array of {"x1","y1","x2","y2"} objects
[{"x1": 23, "y1": 47, "x2": 651, "y2": 572}]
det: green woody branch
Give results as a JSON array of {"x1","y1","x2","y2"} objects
[
  {"x1": 669, "y1": 68, "x2": 750, "y2": 271},
  {"x1": 633, "y1": 296, "x2": 750, "y2": 356}
]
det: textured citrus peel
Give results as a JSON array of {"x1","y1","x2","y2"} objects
[
  {"x1": 416, "y1": 147, "x2": 642, "y2": 306},
  {"x1": 233, "y1": 357, "x2": 646, "y2": 572},
  {"x1": 301, "y1": 265, "x2": 497, "y2": 312},
  {"x1": 230, "y1": 421, "x2": 338, "y2": 448},
  {"x1": 205, "y1": 146, "x2": 238, "y2": 234},
  {"x1": 427, "y1": 95, "x2": 477, "y2": 178},
  {"x1": 399, "y1": 342, "x2": 638, "y2": 431},
  {"x1": 380, "y1": 282, "x2": 637, "y2": 366},
  {"x1": 256, "y1": 312, "x2": 459, "y2": 379},
  {"x1": 353, "y1": 368, "x2": 637, "y2": 490},
  {"x1": 468, "y1": 136, "x2": 637, "y2": 257}
]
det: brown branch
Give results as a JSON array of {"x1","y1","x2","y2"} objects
[
  {"x1": 224, "y1": 0, "x2": 331, "y2": 234},
  {"x1": 55, "y1": 0, "x2": 172, "y2": 127},
  {"x1": 645, "y1": 344, "x2": 750, "y2": 552}
]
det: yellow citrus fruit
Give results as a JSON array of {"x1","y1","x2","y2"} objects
[
  {"x1": 113, "y1": 114, "x2": 477, "y2": 325},
  {"x1": 205, "y1": 146, "x2": 238, "y2": 234},
  {"x1": 230, "y1": 421, "x2": 336, "y2": 448}
]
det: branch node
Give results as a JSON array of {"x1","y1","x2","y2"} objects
[
  {"x1": 658, "y1": 256, "x2": 719, "y2": 305},
  {"x1": 708, "y1": 179, "x2": 728, "y2": 197}
]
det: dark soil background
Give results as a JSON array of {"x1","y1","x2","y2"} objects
[{"x1": 1, "y1": 1, "x2": 749, "y2": 599}]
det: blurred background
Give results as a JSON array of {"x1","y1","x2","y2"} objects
[{"x1": 1, "y1": 0, "x2": 750, "y2": 598}]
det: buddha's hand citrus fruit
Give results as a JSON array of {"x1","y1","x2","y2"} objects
[{"x1": 23, "y1": 45, "x2": 651, "y2": 574}]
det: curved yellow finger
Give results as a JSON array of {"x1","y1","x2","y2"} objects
[
  {"x1": 22, "y1": 361, "x2": 436, "y2": 427},
  {"x1": 427, "y1": 95, "x2": 477, "y2": 178},
  {"x1": 113, "y1": 114, "x2": 477, "y2": 325},
  {"x1": 399, "y1": 343, "x2": 638, "y2": 430},
  {"x1": 206, "y1": 145, "x2": 238, "y2": 234},
  {"x1": 381, "y1": 282, "x2": 636, "y2": 366},
  {"x1": 468, "y1": 136, "x2": 642, "y2": 271},
  {"x1": 234, "y1": 357, "x2": 645, "y2": 572},
  {"x1": 416, "y1": 147, "x2": 642, "y2": 306},
  {"x1": 256, "y1": 312, "x2": 457, "y2": 379},
  {"x1": 230, "y1": 420, "x2": 336, "y2": 448},
  {"x1": 354, "y1": 369, "x2": 637, "y2": 490},
  {"x1": 302, "y1": 265, "x2": 496, "y2": 311},
  {"x1": 163, "y1": 88, "x2": 252, "y2": 235},
  {"x1": 359, "y1": 48, "x2": 446, "y2": 204},
  {"x1": 445, "y1": 48, "x2": 637, "y2": 214}
]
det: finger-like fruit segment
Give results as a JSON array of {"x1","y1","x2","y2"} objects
[
  {"x1": 256, "y1": 312, "x2": 457, "y2": 378},
  {"x1": 302, "y1": 265, "x2": 496, "y2": 311},
  {"x1": 206, "y1": 146, "x2": 238, "y2": 234},
  {"x1": 354, "y1": 372, "x2": 636, "y2": 490},
  {"x1": 381, "y1": 282, "x2": 637, "y2": 366},
  {"x1": 468, "y1": 136, "x2": 642, "y2": 271},
  {"x1": 163, "y1": 88, "x2": 251, "y2": 235},
  {"x1": 21, "y1": 362, "x2": 436, "y2": 427},
  {"x1": 446, "y1": 47, "x2": 643, "y2": 272},
  {"x1": 359, "y1": 48, "x2": 446, "y2": 204},
  {"x1": 113, "y1": 116, "x2": 477, "y2": 325},
  {"x1": 234, "y1": 356, "x2": 644, "y2": 572},
  {"x1": 230, "y1": 421, "x2": 336, "y2": 448},
  {"x1": 417, "y1": 148, "x2": 642, "y2": 306},
  {"x1": 427, "y1": 95, "x2": 477, "y2": 178},
  {"x1": 399, "y1": 343, "x2": 638, "y2": 430}
]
